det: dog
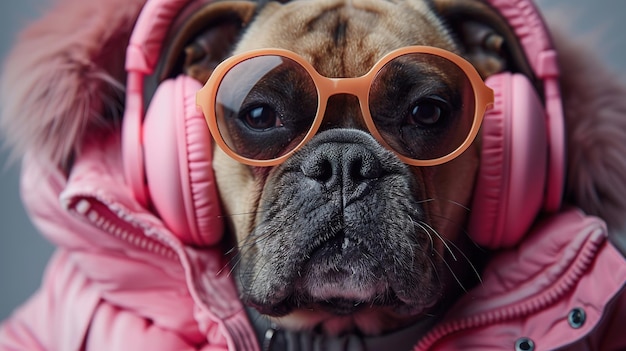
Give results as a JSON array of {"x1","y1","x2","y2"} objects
[{"x1": 159, "y1": 0, "x2": 545, "y2": 337}]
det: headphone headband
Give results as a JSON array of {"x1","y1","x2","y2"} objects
[
  {"x1": 126, "y1": 0, "x2": 558, "y2": 76},
  {"x1": 486, "y1": 0, "x2": 556, "y2": 77},
  {"x1": 485, "y1": 0, "x2": 565, "y2": 212},
  {"x1": 126, "y1": 0, "x2": 193, "y2": 75}
]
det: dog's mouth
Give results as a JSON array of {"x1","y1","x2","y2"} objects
[
  {"x1": 243, "y1": 223, "x2": 439, "y2": 318},
  {"x1": 240, "y1": 219, "x2": 446, "y2": 336}
]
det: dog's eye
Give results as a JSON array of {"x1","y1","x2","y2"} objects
[
  {"x1": 242, "y1": 105, "x2": 283, "y2": 131},
  {"x1": 406, "y1": 97, "x2": 450, "y2": 126}
]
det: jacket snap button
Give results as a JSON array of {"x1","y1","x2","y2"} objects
[
  {"x1": 515, "y1": 337, "x2": 535, "y2": 351},
  {"x1": 568, "y1": 307, "x2": 586, "y2": 329}
]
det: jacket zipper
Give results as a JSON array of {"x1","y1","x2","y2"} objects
[
  {"x1": 414, "y1": 230, "x2": 603, "y2": 350},
  {"x1": 67, "y1": 195, "x2": 264, "y2": 350},
  {"x1": 70, "y1": 197, "x2": 178, "y2": 260}
]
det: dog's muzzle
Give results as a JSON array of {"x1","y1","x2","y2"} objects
[{"x1": 238, "y1": 129, "x2": 441, "y2": 316}]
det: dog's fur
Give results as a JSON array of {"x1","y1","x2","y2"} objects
[{"x1": 3, "y1": 0, "x2": 626, "y2": 340}]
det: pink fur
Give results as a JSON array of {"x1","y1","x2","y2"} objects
[
  {"x1": 0, "y1": 0, "x2": 146, "y2": 170},
  {"x1": 544, "y1": 20, "x2": 626, "y2": 251}
]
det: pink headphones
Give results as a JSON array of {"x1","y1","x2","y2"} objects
[
  {"x1": 123, "y1": 0, "x2": 224, "y2": 247},
  {"x1": 122, "y1": 0, "x2": 565, "y2": 249},
  {"x1": 469, "y1": 0, "x2": 565, "y2": 248}
]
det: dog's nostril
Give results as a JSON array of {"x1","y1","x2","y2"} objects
[
  {"x1": 301, "y1": 156, "x2": 334, "y2": 183},
  {"x1": 350, "y1": 151, "x2": 383, "y2": 180}
]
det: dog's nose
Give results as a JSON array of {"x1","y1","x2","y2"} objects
[
  {"x1": 300, "y1": 131, "x2": 385, "y2": 190},
  {"x1": 301, "y1": 143, "x2": 383, "y2": 184}
]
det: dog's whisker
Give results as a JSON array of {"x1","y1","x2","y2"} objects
[
  {"x1": 418, "y1": 220, "x2": 458, "y2": 262},
  {"x1": 234, "y1": 202, "x2": 326, "y2": 260},
  {"x1": 216, "y1": 244, "x2": 242, "y2": 276},
  {"x1": 412, "y1": 218, "x2": 435, "y2": 252},
  {"x1": 217, "y1": 258, "x2": 233, "y2": 276},
  {"x1": 441, "y1": 198, "x2": 470, "y2": 212},
  {"x1": 444, "y1": 239, "x2": 483, "y2": 285},
  {"x1": 432, "y1": 249, "x2": 468, "y2": 293},
  {"x1": 235, "y1": 210, "x2": 301, "y2": 252},
  {"x1": 219, "y1": 244, "x2": 249, "y2": 278},
  {"x1": 415, "y1": 197, "x2": 471, "y2": 212},
  {"x1": 224, "y1": 246, "x2": 239, "y2": 256},
  {"x1": 426, "y1": 213, "x2": 468, "y2": 233},
  {"x1": 218, "y1": 209, "x2": 268, "y2": 218},
  {"x1": 224, "y1": 226, "x2": 278, "y2": 278},
  {"x1": 226, "y1": 253, "x2": 246, "y2": 278},
  {"x1": 415, "y1": 198, "x2": 436, "y2": 205},
  {"x1": 236, "y1": 233, "x2": 269, "y2": 251},
  {"x1": 427, "y1": 256, "x2": 442, "y2": 285},
  {"x1": 426, "y1": 212, "x2": 487, "y2": 254},
  {"x1": 413, "y1": 214, "x2": 482, "y2": 288}
]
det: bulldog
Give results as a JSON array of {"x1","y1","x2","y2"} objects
[{"x1": 160, "y1": 0, "x2": 540, "y2": 339}]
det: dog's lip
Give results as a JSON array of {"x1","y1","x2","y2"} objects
[
  {"x1": 248, "y1": 289, "x2": 431, "y2": 318},
  {"x1": 317, "y1": 298, "x2": 369, "y2": 315},
  {"x1": 301, "y1": 278, "x2": 386, "y2": 312}
]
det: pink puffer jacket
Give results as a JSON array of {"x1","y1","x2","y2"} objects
[{"x1": 1, "y1": 132, "x2": 625, "y2": 350}]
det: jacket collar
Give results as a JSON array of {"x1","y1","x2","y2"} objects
[{"x1": 417, "y1": 208, "x2": 626, "y2": 350}]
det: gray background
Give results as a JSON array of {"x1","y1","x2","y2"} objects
[{"x1": 0, "y1": 0, "x2": 625, "y2": 321}]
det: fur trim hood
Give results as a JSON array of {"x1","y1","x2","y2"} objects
[
  {"x1": 0, "y1": 0, "x2": 146, "y2": 170},
  {"x1": 546, "y1": 23, "x2": 626, "y2": 245}
]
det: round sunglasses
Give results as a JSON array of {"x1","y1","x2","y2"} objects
[{"x1": 196, "y1": 46, "x2": 494, "y2": 167}]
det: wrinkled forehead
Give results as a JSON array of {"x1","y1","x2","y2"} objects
[{"x1": 234, "y1": 0, "x2": 459, "y2": 78}]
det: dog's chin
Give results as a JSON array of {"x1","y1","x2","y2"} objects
[{"x1": 251, "y1": 280, "x2": 433, "y2": 318}]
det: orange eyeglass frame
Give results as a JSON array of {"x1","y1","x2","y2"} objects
[{"x1": 196, "y1": 46, "x2": 494, "y2": 167}]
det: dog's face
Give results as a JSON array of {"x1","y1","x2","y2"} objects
[{"x1": 174, "y1": 0, "x2": 530, "y2": 336}]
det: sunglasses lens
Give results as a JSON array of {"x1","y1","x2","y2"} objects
[
  {"x1": 369, "y1": 53, "x2": 476, "y2": 161},
  {"x1": 213, "y1": 55, "x2": 318, "y2": 161}
]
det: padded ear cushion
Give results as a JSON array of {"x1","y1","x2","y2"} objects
[
  {"x1": 142, "y1": 75, "x2": 223, "y2": 246},
  {"x1": 468, "y1": 72, "x2": 548, "y2": 248}
]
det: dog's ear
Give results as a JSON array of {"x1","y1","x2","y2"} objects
[
  {"x1": 432, "y1": 0, "x2": 534, "y2": 81},
  {"x1": 157, "y1": 0, "x2": 257, "y2": 84}
]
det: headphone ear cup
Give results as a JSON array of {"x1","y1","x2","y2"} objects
[
  {"x1": 468, "y1": 72, "x2": 548, "y2": 249},
  {"x1": 142, "y1": 75, "x2": 223, "y2": 246}
]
